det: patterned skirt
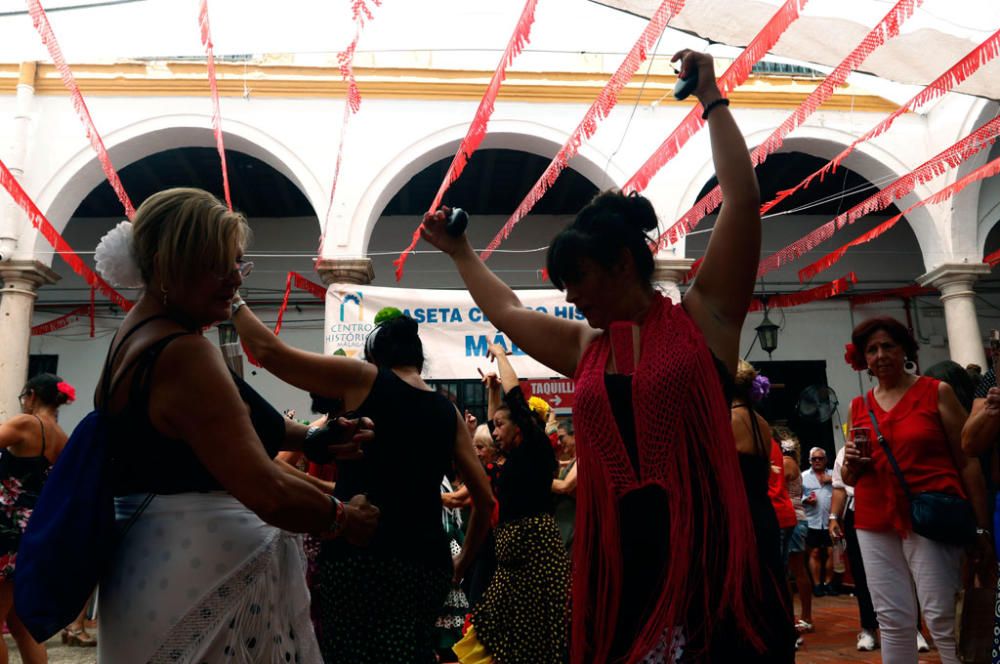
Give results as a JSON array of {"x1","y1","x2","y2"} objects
[
  {"x1": 314, "y1": 543, "x2": 452, "y2": 664},
  {"x1": 461, "y1": 514, "x2": 571, "y2": 664}
]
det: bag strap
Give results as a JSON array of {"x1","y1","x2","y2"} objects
[{"x1": 866, "y1": 393, "x2": 915, "y2": 503}]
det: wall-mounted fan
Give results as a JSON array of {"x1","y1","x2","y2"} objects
[
  {"x1": 797, "y1": 384, "x2": 845, "y2": 446},
  {"x1": 796, "y1": 384, "x2": 839, "y2": 423}
]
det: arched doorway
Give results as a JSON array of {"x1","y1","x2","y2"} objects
[{"x1": 366, "y1": 148, "x2": 601, "y2": 288}]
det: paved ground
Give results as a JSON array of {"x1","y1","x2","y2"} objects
[
  {"x1": 795, "y1": 594, "x2": 942, "y2": 664},
  {"x1": 3, "y1": 595, "x2": 946, "y2": 663}
]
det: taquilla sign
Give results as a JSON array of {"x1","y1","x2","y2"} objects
[{"x1": 325, "y1": 284, "x2": 582, "y2": 379}]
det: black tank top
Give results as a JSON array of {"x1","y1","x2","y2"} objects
[
  {"x1": 103, "y1": 315, "x2": 286, "y2": 496},
  {"x1": 333, "y1": 367, "x2": 456, "y2": 566}
]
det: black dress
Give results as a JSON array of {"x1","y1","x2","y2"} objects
[
  {"x1": 605, "y1": 362, "x2": 795, "y2": 663},
  {"x1": 0, "y1": 416, "x2": 51, "y2": 580},
  {"x1": 314, "y1": 367, "x2": 456, "y2": 664}
]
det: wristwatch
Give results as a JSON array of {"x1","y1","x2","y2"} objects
[
  {"x1": 976, "y1": 528, "x2": 991, "y2": 538},
  {"x1": 828, "y1": 515, "x2": 839, "y2": 521},
  {"x1": 231, "y1": 295, "x2": 247, "y2": 317}
]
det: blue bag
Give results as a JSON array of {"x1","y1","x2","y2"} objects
[
  {"x1": 14, "y1": 410, "x2": 118, "y2": 642},
  {"x1": 14, "y1": 317, "x2": 174, "y2": 642}
]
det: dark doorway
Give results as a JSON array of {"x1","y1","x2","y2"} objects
[
  {"x1": 754, "y1": 360, "x2": 839, "y2": 467},
  {"x1": 28, "y1": 354, "x2": 59, "y2": 379}
]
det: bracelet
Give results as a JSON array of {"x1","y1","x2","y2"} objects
[
  {"x1": 977, "y1": 528, "x2": 992, "y2": 537},
  {"x1": 701, "y1": 97, "x2": 730, "y2": 120},
  {"x1": 828, "y1": 515, "x2": 839, "y2": 521},
  {"x1": 328, "y1": 495, "x2": 346, "y2": 537}
]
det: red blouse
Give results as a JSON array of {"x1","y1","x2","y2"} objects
[
  {"x1": 849, "y1": 376, "x2": 966, "y2": 535},
  {"x1": 768, "y1": 440, "x2": 798, "y2": 529}
]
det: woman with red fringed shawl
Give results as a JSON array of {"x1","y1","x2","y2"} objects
[{"x1": 422, "y1": 50, "x2": 794, "y2": 663}]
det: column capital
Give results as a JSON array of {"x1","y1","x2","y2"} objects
[
  {"x1": 652, "y1": 257, "x2": 695, "y2": 304},
  {"x1": 0, "y1": 260, "x2": 60, "y2": 298},
  {"x1": 315, "y1": 257, "x2": 374, "y2": 286},
  {"x1": 652, "y1": 257, "x2": 696, "y2": 283},
  {"x1": 918, "y1": 262, "x2": 991, "y2": 293}
]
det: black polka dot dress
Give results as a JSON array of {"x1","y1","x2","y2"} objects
[{"x1": 468, "y1": 514, "x2": 570, "y2": 663}]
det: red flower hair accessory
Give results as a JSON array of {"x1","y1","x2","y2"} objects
[
  {"x1": 56, "y1": 381, "x2": 76, "y2": 403},
  {"x1": 844, "y1": 343, "x2": 866, "y2": 371}
]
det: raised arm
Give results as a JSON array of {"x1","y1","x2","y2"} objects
[
  {"x1": 420, "y1": 210, "x2": 598, "y2": 378},
  {"x1": 963, "y1": 392, "x2": 1000, "y2": 456},
  {"x1": 938, "y1": 383, "x2": 990, "y2": 530},
  {"x1": 488, "y1": 342, "x2": 520, "y2": 394},
  {"x1": 231, "y1": 300, "x2": 376, "y2": 409},
  {"x1": 484, "y1": 372, "x2": 503, "y2": 421},
  {"x1": 679, "y1": 50, "x2": 761, "y2": 373}
]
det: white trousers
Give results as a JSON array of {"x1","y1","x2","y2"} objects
[{"x1": 857, "y1": 528, "x2": 962, "y2": 664}]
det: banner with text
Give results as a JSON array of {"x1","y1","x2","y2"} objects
[{"x1": 325, "y1": 284, "x2": 580, "y2": 379}]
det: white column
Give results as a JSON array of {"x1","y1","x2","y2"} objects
[
  {"x1": 316, "y1": 257, "x2": 374, "y2": 356},
  {"x1": 0, "y1": 61, "x2": 37, "y2": 262},
  {"x1": 918, "y1": 262, "x2": 991, "y2": 368},
  {"x1": 652, "y1": 257, "x2": 695, "y2": 304},
  {"x1": 0, "y1": 260, "x2": 60, "y2": 420}
]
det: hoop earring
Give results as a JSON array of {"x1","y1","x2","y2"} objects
[
  {"x1": 904, "y1": 359, "x2": 918, "y2": 375},
  {"x1": 160, "y1": 285, "x2": 169, "y2": 306}
]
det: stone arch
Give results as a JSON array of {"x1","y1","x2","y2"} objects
[
  {"x1": 27, "y1": 114, "x2": 326, "y2": 262},
  {"x1": 343, "y1": 118, "x2": 622, "y2": 257},
  {"x1": 674, "y1": 127, "x2": 942, "y2": 267}
]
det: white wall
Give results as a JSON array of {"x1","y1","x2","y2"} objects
[{"x1": 29, "y1": 303, "x2": 325, "y2": 431}]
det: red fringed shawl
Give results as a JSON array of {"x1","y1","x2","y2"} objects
[{"x1": 571, "y1": 293, "x2": 761, "y2": 663}]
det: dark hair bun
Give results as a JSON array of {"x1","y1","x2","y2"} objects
[
  {"x1": 546, "y1": 189, "x2": 658, "y2": 290},
  {"x1": 23, "y1": 373, "x2": 69, "y2": 408},
  {"x1": 623, "y1": 192, "x2": 658, "y2": 233},
  {"x1": 365, "y1": 315, "x2": 424, "y2": 371}
]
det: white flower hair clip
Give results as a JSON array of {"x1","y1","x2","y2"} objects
[{"x1": 94, "y1": 220, "x2": 143, "y2": 289}]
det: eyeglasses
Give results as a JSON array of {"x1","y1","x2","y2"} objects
[
  {"x1": 216, "y1": 259, "x2": 254, "y2": 281},
  {"x1": 809, "y1": 457, "x2": 826, "y2": 461}
]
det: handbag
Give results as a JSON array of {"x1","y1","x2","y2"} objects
[
  {"x1": 866, "y1": 395, "x2": 976, "y2": 546},
  {"x1": 955, "y1": 582, "x2": 994, "y2": 664}
]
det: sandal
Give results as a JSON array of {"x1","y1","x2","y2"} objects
[
  {"x1": 62, "y1": 627, "x2": 97, "y2": 647},
  {"x1": 795, "y1": 619, "x2": 815, "y2": 634}
]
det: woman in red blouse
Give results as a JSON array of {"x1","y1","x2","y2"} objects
[{"x1": 842, "y1": 316, "x2": 992, "y2": 664}]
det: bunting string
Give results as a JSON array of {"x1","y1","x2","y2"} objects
[
  {"x1": 479, "y1": 0, "x2": 686, "y2": 261},
  {"x1": 393, "y1": 0, "x2": 540, "y2": 281},
  {"x1": 318, "y1": 0, "x2": 382, "y2": 255},
  {"x1": 849, "y1": 284, "x2": 935, "y2": 306},
  {"x1": 758, "y1": 113, "x2": 1000, "y2": 277},
  {"x1": 799, "y1": 154, "x2": 1000, "y2": 282},
  {"x1": 0, "y1": 158, "x2": 133, "y2": 311},
  {"x1": 26, "y1": 0, "x2": 136, "y2": 219},
  {"x1": 274, "y1": 271, "x2": 327, "y2": 336},
  {"x1": 656, "y1": 0, "x2": 921, "y2": 250},
  {"x1": 761, "y1": 28, "x2": 1000, "y2": 215},
  {"x1": 199, "y1": 0, "x2": 233, "y2": 210},
  {"x1": 30, "y1": 306, "x2": 90, "y2": 336},
  {"x1": 747, "y1": 272, "x2": 857, "y2": 312},
  {"x1": 624, "y1": 0, "x2": 809, "y2": 196}
]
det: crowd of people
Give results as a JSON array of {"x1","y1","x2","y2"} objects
[{"x1": 0, "y1": 48, "x2": 997, "y2": 664}]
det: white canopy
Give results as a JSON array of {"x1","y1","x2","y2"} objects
[
  {"x1": 592, "y1": 0, "x2": 1000, "y2": 100},
  {"x1": 1, "y1": 0, "x2": 993, "y2": 102}
]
